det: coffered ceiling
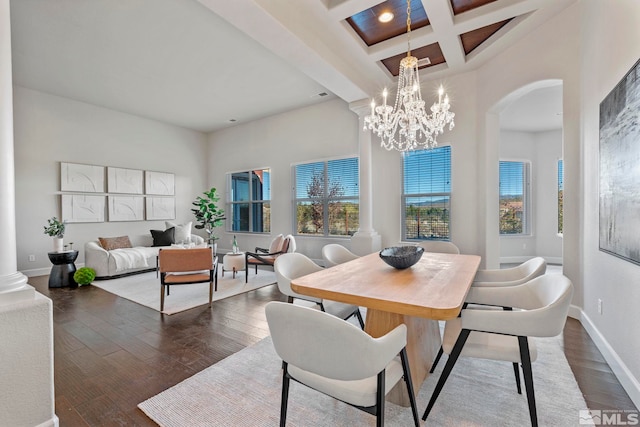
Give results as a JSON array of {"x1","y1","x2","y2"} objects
[{"x1": 10, "y1": 0, "x2": 575, "y2": 133}]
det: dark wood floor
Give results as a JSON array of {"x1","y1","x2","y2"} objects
[{"x1": 28, "y1": 275, "x2": 636, "y2": 426}]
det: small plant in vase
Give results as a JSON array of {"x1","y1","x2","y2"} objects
[
  {"x1": 191, "y1": 187, "x2": 226, "y2": 250},
  {"x1": 44, "y1": 217, "x2": 66, "y2": 252}
]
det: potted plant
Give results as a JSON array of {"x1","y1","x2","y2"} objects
[
  {"x1": 44, "y1": 216, "x2": 66, "y2": 252},
  {"x1": 73, "y1": 267, "x2": 96, "y2": 286},
  {"x1": 191, "y1": 187, "x2": 226, "y2": 250}
]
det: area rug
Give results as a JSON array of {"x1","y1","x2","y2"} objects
[
  {"x1": 92, "y1": 269, "x2": 276, "y2": 315},
  {"x1": 138, "y1": 334, "x2": 593, "y2": 426}
]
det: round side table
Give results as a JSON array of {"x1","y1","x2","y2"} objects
[
  {"x1": 222, "y1": 252, "x2": 245, "y2": 279},
  {"x1": 48, "y1": 250, "x2": 79, "y2": 288}
]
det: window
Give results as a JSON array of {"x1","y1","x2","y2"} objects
[
  {"x1": 227, "y1": 169, "x2": 271, "y2": 233},
  {"x1": 558, "y1": 159, "x2": 563, "y2": 234},
  {"x1": 294, "y1": 157, "x2": 359, "y2": 236},
  {"x1": 499, "y1": 161, "x2": 530, "y2": 235},
  {"x1": 402, "y1": 146, "x2": 451, "y2": 241}
]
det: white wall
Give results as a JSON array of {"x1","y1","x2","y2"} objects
[
  {"x1": 534, "y1": 130, "x2": 563, "y2": 262},
  {"x1": 475, "y1": 3, "x2": 581, "y2": 281},
  {"x1": 580, "y1": 0, "x2": 640, "y2": 406},
  {"x1": 499, "y1": 129, "x2": 563, "y2": 263},
  {"x1": 13, "y1": 87, "x2": 209, "y2": 274},
  {"x1": 207, "y1": 98, "x2": 359, "y2": 260}
]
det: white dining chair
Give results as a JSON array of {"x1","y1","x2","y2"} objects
[
  {"x1": 422, "y1": 274, "x2": 574, "y2": 427},
  {"x1": 266, "y1": 301, "x2": 420, "y2": 427},
  {"x1": 472, "y1": 257, "x2": 546, "y2": 287},
  {"x1": 417, "y1": 240, "x2": 460, "y2": 254},
  {"x1": 274, "y1": 253, "x2": 364, "y2": 328},
  {"x1": 321, "y1": 243, "x2": 359, "y2": 267},
  {"x1": 430, "y1": 256, "x2": 548, "y2": 372}
]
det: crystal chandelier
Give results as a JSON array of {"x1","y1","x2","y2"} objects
[{"x1": 364, "y1": 0, "x2": 455, "y2": 152}]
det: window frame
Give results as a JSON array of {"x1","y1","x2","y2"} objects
[
  {"x1": 226, "y1": 168, "x2": 272, "y2": 234},
  {"x1": 498, "y1": 159, "x2": 531, "y2": 236},
  {"x1": 292, "y1": 156, "x2": 360, "y2": 237},
  {"x1": 401, "y1": 145, "x2": 452, "y2": 242},
  {"x1": 558, "y1": 159, "x2": 563, "y2": 235}
]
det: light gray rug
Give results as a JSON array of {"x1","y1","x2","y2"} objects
[
  {"x1": 92, "y1": 269, "x2": 276, "y2": 315},
  {"x1": 138, "y1": 333, "x2": 593, "y2": 426}
]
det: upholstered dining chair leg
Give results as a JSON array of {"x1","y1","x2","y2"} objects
[
  {"x1": 160, "y1": 284, "x2": 165, "y2": 312},
  {"x1": 376, "y1": 370, "x2": 385, "y2": 427},
  {"x1": 518, "y1": 336, "x2": 538, "y2": 427},
  {"x1": 355, "y1": 309, "x2": 365, "y2": 329},
  {"x1": 400, "y1": 348, "x2": 420, "y2": 427},
  {"x1": 208, "y1": 281, "x2": 213, "y2": 308},
  {"x1": 430, "y1": 347, "x2": 444, "y2": 373},
  {"x1": 280, "y1": 363, "x2": 290, "y2": 427},
  {"x1": 422, "y1": 329, "x2": 471, "y2": 421},
  {"x1": 513, "y1": 362, "x2": 522, "y2": 394}
]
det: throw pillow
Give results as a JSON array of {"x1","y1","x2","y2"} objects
[
  {"x1": 99, "y1": 236, "x2": 132, "y2": 251},
  {"x1": 269, "y1": 234, "x2": 284, "y2": 253},
  {"x1": 165, "y1": 221, "x2": 192, "y2": 243},
  {"x1": 151, "y1": 227, "x2": 175, "y2": 247}
]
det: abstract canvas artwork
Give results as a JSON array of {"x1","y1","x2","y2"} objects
[
  {"x1": 61, "y1": 195, "x2": 105, "y2": 223},
  {"x1": 145, "y1": 197, "x2": 175, "y2": 220},
  {"x1": 107, "y1": 167, "x2": 143, "y2": 194},
  {"x1": 108, "y1": 196, "x2": 145, "y2": 222},
  {"x1": 145, "y1": 171, "x2": 175, "y2": 195},
  {"x1": 61, "y1": 163, "x2": 105, "y2": 192},
  {"x1": 599, "y1": 58, "x2": 640, "y2": 265}
]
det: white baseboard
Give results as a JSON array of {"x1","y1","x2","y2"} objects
[
  {"x1": 22, "y1": 267, "x2": 52, "y2": 278},
  {"x1": 21, "y1": 262, "x2": 85, "y2": 278},
  {"x1": 571, "y1": 305, "x2": 640, "y2": 410},
  {"x1": 35, "y1": 414, "x2": 59, "y2": 427}
]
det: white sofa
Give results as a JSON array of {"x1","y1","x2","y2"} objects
[{"x1": 85, "y1": 234, "x2": 205, "y2": 279}]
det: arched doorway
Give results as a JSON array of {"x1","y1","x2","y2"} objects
[{"x1": 487, "y1": 79, "x2": 564, "y2": 268}]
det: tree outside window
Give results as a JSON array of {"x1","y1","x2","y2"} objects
[{"x1": 294, "y1": 158, "x2": 359, "y2": 237}]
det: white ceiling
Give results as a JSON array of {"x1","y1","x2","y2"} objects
[{"x1": 9, "y1": 0, "x2": 572, "y2": 133}]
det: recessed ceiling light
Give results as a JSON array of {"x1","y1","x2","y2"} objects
[
  {"x1": 378, "y1": 11, "x2": 394, "y2": 23},
  {"x1": 229, "y1": 119, "x2": 237, "y2": 122}
]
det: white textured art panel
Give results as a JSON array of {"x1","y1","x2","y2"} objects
[
  {"x1": 145, "y1": 197, "x2": 175, "y2": 220},
  {"x1": 61, "y1": 195, "x2": 105, "y2": 223},
  {"x1": 108, "y1": 167, "x2": 143, "y2": 194},
  {"x1": 145, "y1": 171, "x2": 175, "y2": 195},
  {"x1": 108, "y1": 196, "x2": 145, "y2": 221},
  {"x1": 60, "y1": 163, "x2": 105, "y2": 192}
]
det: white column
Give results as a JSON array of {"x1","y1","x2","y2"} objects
[
  {"x1": 0, "y1": 1, "x2": 57, "y2": 426},
  {"x1": 349, "y1": 99, "x2": 381, "y2": 255},
  {"x1": 0, "y1": 0, "x2": 31, "y2": 302}
]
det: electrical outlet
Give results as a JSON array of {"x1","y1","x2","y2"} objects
[
  {"x1": 597, "y1": 298, "x2": 603, "y2": 315},
  {"x1": 28, "y1": 254, "x2": 35, "y2": 262}
]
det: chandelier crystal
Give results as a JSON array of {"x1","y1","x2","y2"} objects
[{"x1": 364, "y1": 1, "x2": 455, "y2": 152}]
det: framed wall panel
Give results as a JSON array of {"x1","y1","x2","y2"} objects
[
  {"x1": 61, "y1": 195, "x2": 105, "y2": 223},
  {"x1": 108, "y1": 196, "x2": 145, "y2": 222},
  {"x1": 61, "y1": 163, "x2": 105, "y2": 192},
  {"x1": 107, "y1": 167, "x2": 143, "y2": 194},
  {"x1": 145, "y1": 171, "x2": 175, "y2": 195},
  {"x1": 145, "y1": 197, "x2": 175, "y2": 220},
  {"x1": 599, "y1": 57, "x2": 640, "y2": 265}
]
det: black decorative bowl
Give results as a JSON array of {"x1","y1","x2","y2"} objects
[{"x1": 379, "y1": 246, "x2": 424, "y2": 269}]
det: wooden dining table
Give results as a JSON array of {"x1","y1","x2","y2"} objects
[{"x1": 291, "y1": 250, "x2": 481, "y2": 406}]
